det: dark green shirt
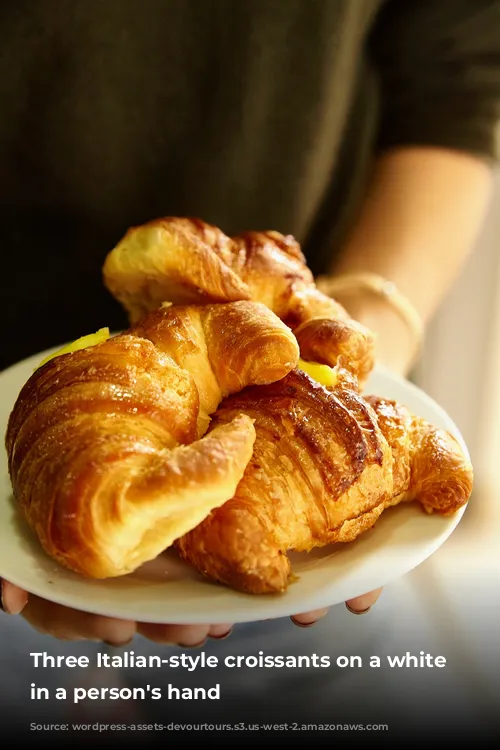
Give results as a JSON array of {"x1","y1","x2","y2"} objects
[{"x1": 2, "y1": 0, "x2": 500, "y2": 368}]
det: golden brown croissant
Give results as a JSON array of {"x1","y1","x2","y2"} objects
[
  {"x1": 5, "y1": 301, "x2": 299, "y2": 579},
  {"x1": 176, "y1": 368, "x2": 473, "y2": 594},
  {"x1": 102, "y1": 217, "x2": 375, "y2": 387}
]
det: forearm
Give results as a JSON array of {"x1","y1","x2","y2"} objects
[{"x1": 329, "y1": 147, "x2": 494, "y2": 373}]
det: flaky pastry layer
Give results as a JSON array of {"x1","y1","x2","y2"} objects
[
  {"x1": 6, "y1": 301, "x2": 299, "y2": 578},
  {"x1": 177, "y1": 369, "x2": 473, "y2": 594},
  {"x1": 103, "y1": 217, "x2": 375, "y2": 387}
]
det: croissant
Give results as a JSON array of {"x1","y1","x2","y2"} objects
[
  {"x1": 5, "y1": 301, "x2": 299, "y2": 578},
  {"x1": 102, "y1": 217, "x2": 375, "y2": 387},
  {"x1": 176, "y1": 368, "x2": 473, "y2": 594}
]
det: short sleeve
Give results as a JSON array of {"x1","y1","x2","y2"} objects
[{"x1": 368, "y1": 0, "x2": 500, "y2": 161}]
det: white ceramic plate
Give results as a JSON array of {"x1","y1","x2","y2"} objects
[{"x1": 0, "y1": 349, "x2": 470, "y2": 623}]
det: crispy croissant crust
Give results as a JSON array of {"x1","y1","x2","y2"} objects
[
  {"x1": 5, "y1": 301, "x2": 299, "y2": 579},
  {"x1": 176, "y1": 370, "x2": 473, "y2": 595},
  {"x1": 102, "y1": 217, "x2": 375, "y2": 387}
]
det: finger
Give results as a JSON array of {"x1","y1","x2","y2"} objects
[
  {"x1": 290, "y1": 608, "x2": 329, "y2": 628},
  {"x1": 0, "y1": 579, "x2": 29, "y2": 615},
  {"x1": 136, "y1": 622, "x2": 210, "y2": 647},
  {"x1": 22, "y1": 596, "x2": 136, "y2": 644},
  {"x1": 345, "y1": 587, "x2": 383, "y2": 615},
  {"x1": 208, "y1": 623, "x2": 234, "y2": 640}
]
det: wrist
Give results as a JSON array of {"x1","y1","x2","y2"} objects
[{"x1": 324, "y1": 286, "x2": 421, "y2": 377}]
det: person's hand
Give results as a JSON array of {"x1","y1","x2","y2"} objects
[
  {"x1": 1, "y1": 576, "x2": 383, "y2": 643},
  {"x1": 0, "y1": 578, "x2": 232, "y2": 646},
  {"x1": 290, "y1": 588, "x2": 383, "y2": 627}
]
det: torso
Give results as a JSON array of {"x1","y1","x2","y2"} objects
[{"x1": 1, "y1": 0, "x2": 380, "y2": 367}]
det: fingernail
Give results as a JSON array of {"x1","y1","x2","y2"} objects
[
  {"x1": 210, "y1": 628, "x2": 233, "y2": 640},
  {"x1": 345, "y1": 603, "x2": 372, "y2": 616},
  {"x1": 0, "y1": 579, "x2": 28, "y2": 615},
  {"x1": 179, "y1": 639, "x2": 207, "y2": 649},
  {"x1": 290, "y1": 617, "x2": 316, "y2": 628},
  {"x1": 104, "y1": 637, "x2": 135, "y2": 647}
]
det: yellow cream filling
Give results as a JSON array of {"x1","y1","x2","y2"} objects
[
  {"x1": 298, "y1": 358, "x2": 338, "y2": 388},
  {"x1": 37, "y1": 328, "x2": 110, "y2": 369}
]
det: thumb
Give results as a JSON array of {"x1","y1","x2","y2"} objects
[{"x1": 0, "y1": 578, "x2": 29, "y2": 614}]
